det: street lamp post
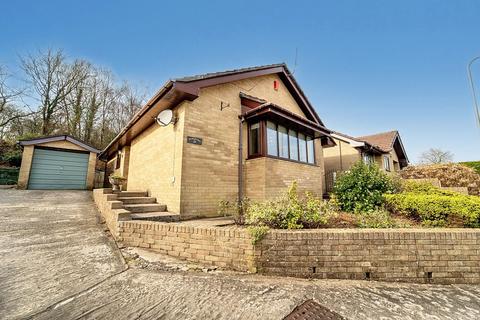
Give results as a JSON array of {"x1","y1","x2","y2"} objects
[{"x1": 467, "y1": 56, "x2": 480, "y2": 126}]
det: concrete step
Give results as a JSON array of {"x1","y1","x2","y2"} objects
[
  {"x1": 123, "y1": 203, "x2": 166, "y2": 213},
  {"x1": 118, "y1": 196, "x2": 156, "y2": 205},
  {"x1": 117, "y1": 191, "x2": 147, "y2": 197},
  {"x1": 130, "y1": 212, "x2": 180, "y2": 222}
]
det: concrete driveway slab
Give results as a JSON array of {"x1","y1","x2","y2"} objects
[
  {"x1": 0, "y1": 190, "x2": 125, "y2": 319},
  {"x1": 30, "y1": 268, "x2": 480, "y2": 320}
]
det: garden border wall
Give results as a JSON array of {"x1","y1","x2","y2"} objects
[{"x1": 94, "y1": 189, "x2": 480, "y2": 284}]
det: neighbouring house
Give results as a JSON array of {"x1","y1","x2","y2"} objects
[
  {"x1": 99, "y1": 63, "x2": 335, "y2": 219},
  {"x1": 323, "y1": 130, "x2": 409, "y2": 192},
  {"x1": 17, "y1": 135, "x2": 100, "y2": 190}
]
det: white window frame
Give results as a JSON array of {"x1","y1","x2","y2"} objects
[
  {"x1": 363, "y1": 153, "x2": 373, "y2": 165},
  {"x1": 383, "y1": 155, "x2": 391, "y2": 171}
]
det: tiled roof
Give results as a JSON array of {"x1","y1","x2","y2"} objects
[
  {"x1": 356, "y1": 130, "x2": 398, "y2": 152},
  {"x1": 174, "y1": 63, "x2": 287, "y2": 82}
]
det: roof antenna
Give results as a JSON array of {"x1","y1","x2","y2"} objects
[{"x1": 292, "y1": 47, "x2": 299, "y2": 75}]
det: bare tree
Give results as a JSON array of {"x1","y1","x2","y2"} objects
[
  {"x1": 0, "y1": 65, "x2": 31, "y2": 130},
  {"x1": 20, "y1": 49, "x2": 89, "y2": 135},
  {"x1": 1, "y1": 48, "x2": 146, "y2": 149},
  {"x1": 419, "y1": 148, "x2": 454, "y2": 164}
]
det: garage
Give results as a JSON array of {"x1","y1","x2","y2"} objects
[{"x1": 17, "y1": 135, "x2": 100, "y2": 190}]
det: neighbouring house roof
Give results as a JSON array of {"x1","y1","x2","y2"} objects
[
  {"x1": 100, "y1": 63, "x2": 329, "y2": 160},
  {"x1": 18, "y1": 135, "x2": 101, "y2": 153},
  {"x1": 357, "y1": 131, "x2": 399, "y2": 153},
  {"x1": 332, "y1": 130, "x2": 409, "y2": 166}
]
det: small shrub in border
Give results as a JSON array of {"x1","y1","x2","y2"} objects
[
  {"x1": 247, "y1": 226, "x2": 270, "y2": 245},
  {"x1": 356, "y1": 209, "x2": 407, "y2": 228},
  {"x1": 245, "y1": 181, "x2": 336, "y2": 229},
  {"x1": 333, "y1": 161, "x2": 397, "y2": 213}
]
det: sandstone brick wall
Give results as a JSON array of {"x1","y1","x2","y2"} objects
[
  {"x1": 93, "y1": 188, "x2": 131, "y2": 237},
  {"x1": 115, "y1": 221, "x2": 480, "y2": 284},
  {"x1": 94, "y1": 192, "x2": 480, "y2": 285},
  {"x1": 118, "y1": 221, "x2": 255, "y2": 272},
  {"x1": 127, "y1": 103, "x2": 186, "y2": 213},
  {"x1": 257, "y1": 229, "x2": 480, "y2": 284},
  {"x1": 17, "y1": 145, "x2": 34, "y2": 189},
  {"x1": 323, "y1": 138, "x2": 361, "y2": 173},
  {"x1": 245, "y1": 156, "x2": 324, "y2": 201}
]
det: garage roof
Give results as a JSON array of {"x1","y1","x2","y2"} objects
[{"x1": 18, "y1": 135, "x2": 101, "y2": 153}]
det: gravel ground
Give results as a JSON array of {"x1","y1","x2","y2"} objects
[{"x1": 1, "y1": 190, "x2": 480, "y2": 320}]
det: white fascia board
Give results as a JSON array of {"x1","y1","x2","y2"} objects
[{"x1": 331, "y1": 133, "x2": 365, "y2": 148}]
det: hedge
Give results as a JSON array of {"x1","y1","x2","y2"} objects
[
  {"x1": 460, "y1": 161, "x2": 480, "y2": 175},
  {"x1": 386, "y1": 181, "x2": 480, "y2": 227}
]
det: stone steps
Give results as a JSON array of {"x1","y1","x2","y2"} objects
[
  {"x1": 123, "y1": 203, "x2": 167, "y2": 213},
  {"x1": 116, "y1": 191, "x2": 147, "y2": 197},
  {"x1": 117, "y1": 196, "x2": 157, "y2": 204},
  {"x1": 114, "y1": 190, "x2": 177, "y2": 222},
  {"x1": 130, "y1": 212, "x2": 180, "y2": 222}
]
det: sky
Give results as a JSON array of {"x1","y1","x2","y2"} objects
[{"x1": 1, "y1": 0, "x2": 480, "y2": 162}]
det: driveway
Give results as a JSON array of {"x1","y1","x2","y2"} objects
[
  {"x1": 1, "y1": 190, "x2": 480, "y2": 319},
  {"x1": 0, "y1": 190, "x2": 125, "y2": 319}
]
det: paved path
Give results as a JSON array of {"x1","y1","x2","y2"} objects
[{"x1": 1, "y1": 190, "x2": 480, "y2": 319}]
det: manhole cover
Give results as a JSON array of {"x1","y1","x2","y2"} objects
[{"x1": 284, "y1": 299, "x2": 345, "y2": 320}]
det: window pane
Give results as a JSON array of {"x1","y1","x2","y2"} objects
[
  {"x1": 266, "y1": 121, "x2": 278, "y2": 156},
  {"x1": 298, "y1": 133, "x2": 307, "y2": 162},
  {"x1": 278, "y1": 125, "x2": 289, "y2": 158},
  {"x1": 306, "y1": 136, "x2": 314, "y2": 164},
  {"x1": 289, "y1": 129, "x2": 298, "y2": 160},
  {"x1": 384, "y1": 155, "x2": 390, "y2": 171},
  {"x1": 249, "y1": 122, "x2": 260, "y2": 155}
]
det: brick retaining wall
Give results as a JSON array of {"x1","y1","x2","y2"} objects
[
  {"x1": 257, "y1": 229, "x2": 480, "y2": 284},
  {"x1": 94, "y1": 189, "x2": 480, "y2": 284},
  {"x1": 118, "y1": 221, "x2": 255, "y2": 272}
]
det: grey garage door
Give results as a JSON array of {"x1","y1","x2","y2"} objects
[{"x1": 28, "y1": 148, "x2": 89, "y2": 190}]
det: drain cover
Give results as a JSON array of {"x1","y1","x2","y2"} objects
[{"x1": 284, "y1": 300, "x2": 345, "y2": 320}]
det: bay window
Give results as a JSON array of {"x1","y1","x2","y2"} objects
[{"x1": 248, "y1": 120, "x2": 316, "y2": 164}]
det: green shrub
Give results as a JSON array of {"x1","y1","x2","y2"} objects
[
  {"x1": 460, "y1": 161, "x2": 480, "y2": 175},
  {"x1": 245, "y1": 182, "x2": 335, "y2": 229},
  {"x1": 247, "y1": 226, "x2": 270, "y2": 245},
  {"x1": 333, "y1": 161, "x2": 396, "y2": 213},
  {"x1": 385, "y1": 182, "x2": 480, "y2": 227},
  {"x1": 356, "y1": 209, "x2": 404, "y2": 228}
]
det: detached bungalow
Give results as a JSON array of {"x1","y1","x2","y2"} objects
[
  {"x1": 323, "y1": 130, "x2": 409, "y2": 192},
  {"x1": 100, "y1": 64, "x2": 334, "y2": 218}
]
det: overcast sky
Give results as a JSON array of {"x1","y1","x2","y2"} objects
[{"x1": 2, "y1": 0, "x2": 480, "y2": 162}]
